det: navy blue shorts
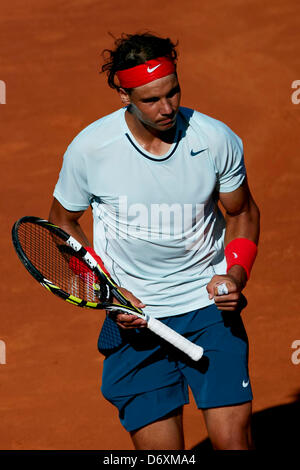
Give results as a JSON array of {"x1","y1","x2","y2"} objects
[{"x1": 98, "y1": 300, "x2": 253, "y2": 432}]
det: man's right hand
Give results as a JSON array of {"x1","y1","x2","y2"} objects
[{"x1": 112, "y1": 287, "x2": 147, "y2": 329}]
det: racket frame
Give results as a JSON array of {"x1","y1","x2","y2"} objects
[{"x1": 12, "y1": 216, "x2": 231, "y2": 361}]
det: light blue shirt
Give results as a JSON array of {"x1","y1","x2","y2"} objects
[{"x1": 54, "y1": 107, "x2": 246, "y2": 318}]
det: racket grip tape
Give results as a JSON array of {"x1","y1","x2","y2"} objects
[{"x1": 147, "y1": 316, "x2": 204, "y2": 361}]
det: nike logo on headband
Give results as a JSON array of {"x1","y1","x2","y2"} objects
[{"x1": 147, "y1": 64, "x2": 161, "y2": 73}]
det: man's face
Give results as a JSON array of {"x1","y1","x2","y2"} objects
[{"x1": 120, "y1": 74, "x2": 181, "y2": 132}]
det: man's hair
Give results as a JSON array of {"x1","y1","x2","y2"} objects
[{"x1": 101, "y1": 32, "x2": 178, "y2": 91}]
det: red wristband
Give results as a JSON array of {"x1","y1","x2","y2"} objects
[
  {"x1": 85, "y1": 247, "x2": 110, "y2": 277},
  {"x1": 224, "y1": 238, "x2": 257, "y2": 280}
]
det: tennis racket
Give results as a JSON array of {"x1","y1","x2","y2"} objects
[{"x1": 12, "y1": 216, "x2": 229, "y2": 361}]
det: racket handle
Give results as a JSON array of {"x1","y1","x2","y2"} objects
[{"x1": 147, "y1": 316, "x2": 204, "y2": 361}]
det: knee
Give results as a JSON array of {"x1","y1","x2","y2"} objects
[{"x1": 210, "y1": 423, "x2": 253, "y2": 450}]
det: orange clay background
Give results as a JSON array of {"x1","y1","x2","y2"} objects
[{"x1": 0, "y1": 0, "x2": 299, "y2": 450}]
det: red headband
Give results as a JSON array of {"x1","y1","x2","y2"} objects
[{"x1": 116, "y1": 56, "x2": 176, "y2": 89}]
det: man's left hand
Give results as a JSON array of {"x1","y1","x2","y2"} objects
[{"x1": 206, "y1": 266, "x2": 247, "y2": 311}]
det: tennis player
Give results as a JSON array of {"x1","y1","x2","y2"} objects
[{"x1": 49, "y1": 33, "x2": 260, "y2": 450}]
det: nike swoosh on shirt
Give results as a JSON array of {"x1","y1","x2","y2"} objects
[
  {"x1": 147, "y1": 64, "x2": 161, "y2": 73},
  {"x1": 190, "y1": 149, "x2": 206, "y2": 157}
]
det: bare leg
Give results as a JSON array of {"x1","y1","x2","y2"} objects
[
  {"x1": 130, "y1": 408, "x2": 184, "y2": 450},
  {"x1": 202, "y1": 401, "x2": 254, "y2": 450}
]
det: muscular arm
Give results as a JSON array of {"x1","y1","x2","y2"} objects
[
  {"x1": 207, "y1": 178, "x2": 260, "y2": 310},
  {"x1": 221, "y1": 178, "x2": 260, "y2": 247},
  {"x1": 48, "y1": 198, "x2": 90, "y2": 246},
  {"x1": 220, "y1": 177, "x2": 260, "y2": 288}
]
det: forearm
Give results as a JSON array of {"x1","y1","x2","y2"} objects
[
  {"x1": 223, "y1": 201, "x2": 260, "y2": 288},
  {"x1": 208, "y1": 181, "x2": 260, "y2": 305},
  {"x1": 48, "y1": 199, "x2": 90, "y2": 246},
  {"x1": 58, "y1": 219, "x2": 90, "y2": 247}
]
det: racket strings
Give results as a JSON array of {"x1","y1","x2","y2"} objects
[{"x1": 17, "y1": 222, "x2": 101, "y2": 303}]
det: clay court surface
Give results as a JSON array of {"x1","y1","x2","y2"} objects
[{"x1": 1, "y1": 0, "x2": 299, "y2": 450}]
